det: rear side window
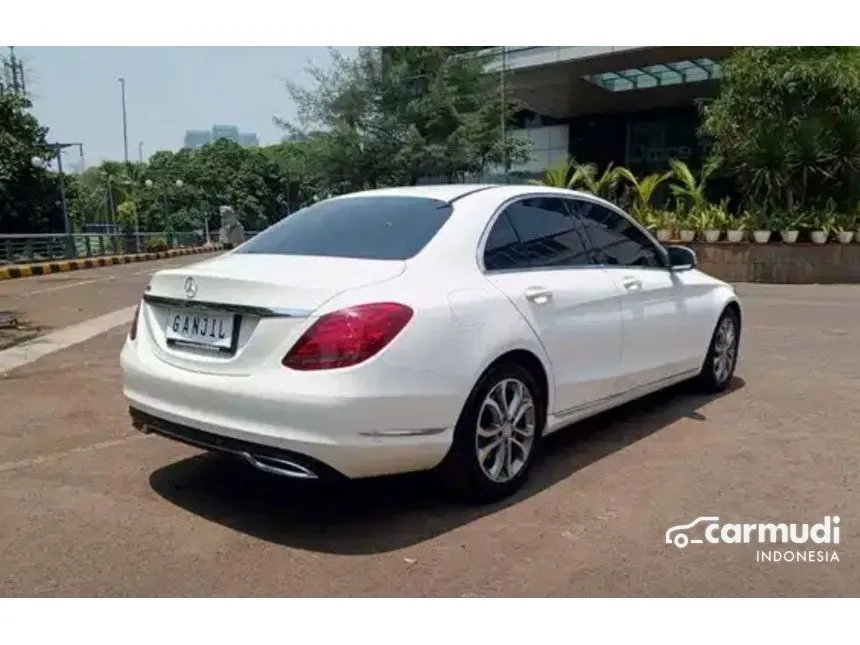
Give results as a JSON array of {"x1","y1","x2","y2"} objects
[
  {"x1": 236, "y1": 196, "x2": 454, "y2": 260},
  {"x1": 484, "y1": 212, "x2": 530, "y2": 271},
  {"x1": 503, "y1": 197, "x2": 592, "y2": 268}
]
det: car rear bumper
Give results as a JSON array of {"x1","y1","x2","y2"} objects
[
  {"x1": 130, "y1": 407, "x2": 349, "y2": 481},
  {"x1": 121, "y1": 341, "x2": 458, "y2": 479}
]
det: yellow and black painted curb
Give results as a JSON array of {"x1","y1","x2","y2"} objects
[{"x1": 0, "y1": 244, "x2": 225, "y2": 281}]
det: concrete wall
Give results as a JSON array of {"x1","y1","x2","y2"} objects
[{"x1": 690, "y1": 243, "x2": 860, "y2": 284}]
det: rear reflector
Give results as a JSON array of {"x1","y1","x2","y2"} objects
[
  {"x1": 129, "y1": 303, "x2": 140, "y2": 341},
  {"x1": 282, "y1": 302, "x2": 413, "y2": 371}
]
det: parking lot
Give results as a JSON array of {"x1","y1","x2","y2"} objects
[{"x1": 1, "y1": 257, "x2": 858, "y2": 596}]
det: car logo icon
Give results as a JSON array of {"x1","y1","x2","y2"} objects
[
  {"x1": 184, "y1": 277, "x2": 197, "y2": 299},
  {"x1": 665, "y1": 516, "x2": 720, "y2": 549}
]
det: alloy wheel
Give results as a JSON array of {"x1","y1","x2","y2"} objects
[
  {"x1": 474, "y1": 378, "x2": 537, "y2": 483},
  {"x1": 712, "y1": 316, "x2": 738, "y2": 385}
]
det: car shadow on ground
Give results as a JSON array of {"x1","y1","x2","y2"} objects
[{"x1": 149, "y1": 376, "x2": 745, "y2": 555}]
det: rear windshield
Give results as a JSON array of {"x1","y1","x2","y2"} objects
[{"x1": 235, "y1": 195, "x2": 454, "y2": 260}]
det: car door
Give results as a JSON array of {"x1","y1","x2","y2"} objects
[
  {"x1": 567, "y1": 198, "x2": 698, "y2": 392},
  {"x1": 481, "y1": 195, "x2": 625, "y2": 414}
]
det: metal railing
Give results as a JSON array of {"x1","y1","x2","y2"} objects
[{"x1": 0, "y1": 231, "x2": 209, "y2": 266}]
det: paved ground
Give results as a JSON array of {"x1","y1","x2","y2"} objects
[{"x1": 0, "y1": 261, "x2": 858, "y2": 597}]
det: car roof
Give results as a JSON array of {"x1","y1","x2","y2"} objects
[
  {"x1": 334, "y1": 184, "x2": 501, "y2": 203},
  {"x1": 333, "y1": 183, "x2": 607, "y2": 205}
]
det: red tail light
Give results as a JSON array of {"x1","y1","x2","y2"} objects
[
  {"x1": 282, "y1": 302, "x2": 413, "y2": 371},
  {"x1": 129, "y1": 303, "x2": 140, "y2": 340}
]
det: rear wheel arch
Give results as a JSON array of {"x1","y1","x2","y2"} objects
[
  {"x1": 723, "y1": 300, "x2": 742, "y2": 333},
  {"x1": 480, "y1": 349, "x2": 550, "y2": 429},
  {"x1": 439, "y1": 348, "x2": 550, "y2": 503}
]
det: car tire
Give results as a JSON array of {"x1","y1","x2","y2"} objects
[
  {"x1": 695, "y1": 307, "x2": 740, "y2": 393},
  {"x1": 438, "y1": 361, "x2": 546, "y2": 505}
]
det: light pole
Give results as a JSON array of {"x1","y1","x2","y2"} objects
[
  {"x1": 138, "y1": 141, "x2": 144, "y2": 163},
  {"x1": 499, "y1": 46, "x2": 509, "y2": 183},
  {"x1": 118, "y1": 77, "x2": 129, "y2": 165},
  {"x1": 145, "y1": 178, "x2": 210, "y2": 244},
  {"x1": 145, "y1": 177, "x2": 184, "y2": 221},
  {"x1": 31, "y1": 142, "x2": 84, "y2": 248}
]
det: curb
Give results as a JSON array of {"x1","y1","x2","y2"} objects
[{"x1": 0, "y1": 245, "x2": 225, "y2": 281}]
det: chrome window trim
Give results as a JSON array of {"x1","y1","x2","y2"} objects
[{"x1": 476, "y1": 190, "x2": 671, "y2": 276}]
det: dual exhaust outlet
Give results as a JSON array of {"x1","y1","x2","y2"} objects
[{"x1": 135, "y1": 421, "x2": 318, "y2": 480}]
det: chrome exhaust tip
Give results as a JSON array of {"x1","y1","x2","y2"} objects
[
  {"x1": 133, "y1": 420, "x2": 153, "y2": 434},
  {"x1": 241, "y1": 452, "x2": 318, "y2": 480}
]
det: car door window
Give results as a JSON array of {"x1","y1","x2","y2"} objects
[
  {"x1": 503, "y1": 197, "x2": 592, "y2": 268},
  {"x1": 483, "y1": 211, "x2": 531, "y2": 271},
  {"x1": 570, "y1": 200, "x2": 664, "y2": 268}
]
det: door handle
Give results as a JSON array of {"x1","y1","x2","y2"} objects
[
  {"x1": 621, "y1": 276, "x2": 642, "y2": 291},
  {"x1": 524, "y1": 286, "x2": 553, "y2": 304}
]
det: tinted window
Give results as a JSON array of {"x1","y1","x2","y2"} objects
[
  {"x1": 483, "y1": 212, "x2": 530, "y2": 271},
  {"x1": 571, "y1": 201, "x2": 664, "y2": 268},
  {"x1": 503, "y1": 198, "x2": 591, "y2": 268},
  {"x1": 236, "y1": 196, "x2": 453, "y2": 260}
]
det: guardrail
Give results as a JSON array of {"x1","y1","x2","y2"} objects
[{"x1": 0, "y1": 232, "x2": 207, "y2": 266}]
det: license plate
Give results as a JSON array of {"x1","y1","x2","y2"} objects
[{"x1": 165, "y1": 310, "x2": 235, "y2": 350}]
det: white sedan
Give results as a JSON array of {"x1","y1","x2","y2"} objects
[{"x1": 121, "y1": 184, "x2": 741, "y2": 503}]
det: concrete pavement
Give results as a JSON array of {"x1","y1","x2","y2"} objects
[{"x1": 0, "y1": 261, "x2": 858, "y2": 596}]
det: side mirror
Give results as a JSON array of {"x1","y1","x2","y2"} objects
[{"x1": 666, "y1": 245, "x2": 697, "y2": 271}]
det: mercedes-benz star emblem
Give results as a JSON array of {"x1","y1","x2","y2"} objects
[{"x1": 184, "y1": 277, "x2": 198, "y2": 299}]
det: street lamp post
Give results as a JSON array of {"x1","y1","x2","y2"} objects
[
  {"x1": 31, "y1": 142, "x2": 84, "y2": 257},
  {"x1": 144, "y1": 178, "x2": 210, "y2": 245},
  {"x1": 145, "y1": 177, "x2": 186, "y2": 241},
  {"x1": 118, "y1": 78, "x2": 129, "y2": 165}
]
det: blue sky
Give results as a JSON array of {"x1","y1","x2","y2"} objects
[{"x1": 16, "y1": 47, "x2": 357, "y2": 169}]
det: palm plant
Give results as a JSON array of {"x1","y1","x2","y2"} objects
[
  {"x1": 614, "y1": 167, "x2": 673, "y2": 220},
  {"x1": 571, "y1": 161, "x2": 627, "y2": 200},
  {"x1": 529, "y1": 158, "x2": 594, "y2": 189},
  {"x1": 668, "y1": 157, "x2": 721, "y2": 215}
]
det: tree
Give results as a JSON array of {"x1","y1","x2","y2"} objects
[
  {"x1": 0, "y1": 93, "x2": 64, "y2": 234},
  {"x1": 277, "y1": 46, "x2": 530, "y2": 188},
  {"x1": 701, "y1": 47, "x2": 860, "y2": 213}
]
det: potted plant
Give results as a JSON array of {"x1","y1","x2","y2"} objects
[
  {"x1": 677, "y1": 205, "x2": 697, "y2": 243},
  {"x1": 655, "y1": 210, "x2": 676, "y2": 243},
  {"x1": 643, "y1": 209, "x2": 674, "y2": 243},
  {"x1": 702, "y1": 200, "x2": 728, "y2": 243},
  {"x1": 748, "y1": 208, "x2": 773, "y2": 244},
  {"x1": 775, "y1": 212, "x2": 806, "y2": 244},
  {"x1": 834, "y1": 211, "x2": 856, "y2": 244},
  {"x1": 725, "y1": 212, "x2": 747, "y2": 243},
  {"x1": 810, "y1": 202, "x2": 835, "y2": 244}
]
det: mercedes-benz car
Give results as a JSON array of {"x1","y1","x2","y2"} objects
[{"x1": 121, "y1": 184, "x2": 741, "y2": 503}]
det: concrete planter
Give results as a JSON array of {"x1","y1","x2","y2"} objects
[
  {"x1": 679, "y1": 230, "x2": 696, "y2": 243},
  {"x1": 810, "y1": 231, "x2": 829, "y2": 245},
  {"x1": 687, "y1": 241, "x2": 860, "y2": 283},
  {"x1": 656, "y1": 230, "x2": 672, "y2": 243},
  {"x1": 780, "y1": 231, "x2": 799, "y2": 244},
  {"x1": 753, "y1": 230, "x2": 772, "y2": 244},
  {"x1": 837, "y1": 231, "x2": 855, "y2": 244},
  {"x1": 726, "y1": 230, "x2": 744, "y2": 243},
  {"x1": 703, "y1": 230, "x2": 721, "y2": 243}
]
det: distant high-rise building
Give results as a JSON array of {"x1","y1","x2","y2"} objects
[
  {"x1": 211, "y1": 124, "x2": 240, "y2": 142},
  {"x1": 183, "y1": 129, "x2": 211, "y2": 149},
  {"x1": 237, "y1": 132, "x2": 259, "y2": 147},
  {"x1": 183, "y1": 125, "x2": 260, "y2": 149}
]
